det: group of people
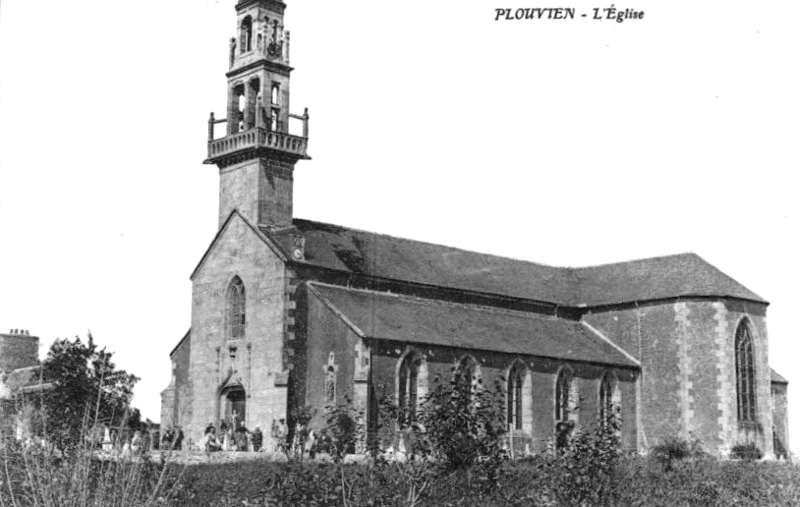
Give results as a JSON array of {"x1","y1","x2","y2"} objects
[
  {"x1": 198, "y1": 418, "x2": 330, "y2": 456},
  {"x1": 201, "y1": 421, "x2": 264, "y2": 453},
  {"x1": 159, "y1": 426, "x2": 185, "y2": 450}
]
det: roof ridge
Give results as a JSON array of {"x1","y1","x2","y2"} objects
[
  {"x1": 570, "y1": 252, "x2": 700, "y2": 271},
  {"x1": 294, "y1": 218, "x2": 562, "y2": 269}
]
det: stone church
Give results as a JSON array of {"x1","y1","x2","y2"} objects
[{"x1": 160, "y1": 0, "x2": 790, "y2": 457}]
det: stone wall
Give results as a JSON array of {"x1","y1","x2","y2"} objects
[
  {"x1": 304, "y1": 288, "x2": 361, "y2": 432},
  {"x1": 369, "y1": 341, "x2": 638, "y2": 452},
  {"x1": 218, "y1": 160, "x2": 262, "y2": 228},
  {"x1": 582, "y1": 298, "x2": 772, "y2": 456},
  {"x1": 187, "y1": 213, "x2": 288, "y2": 446},
  {"x1": 772, "y1": 381, "x2": 790, "y2": 459}
]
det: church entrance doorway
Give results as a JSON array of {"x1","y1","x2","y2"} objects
[{"x1": 221, "y1": 387, "x2": 246, "y2": 430}]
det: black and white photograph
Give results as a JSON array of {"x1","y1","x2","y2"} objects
[{"x1": 0, "y1": 0, "x2": 798, "y2": 504}]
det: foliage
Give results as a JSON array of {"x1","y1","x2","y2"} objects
[
  {"x1": 414, "y1": 370, "x2": 508, "y2": 471},
  {"x1": 650, "y1": 434, "x2": 707, "y2": 470},
  {"x1": 534, "y1": 407, "x2": 623, "y2": 507},
  {"x1": 288, "y1": 405, "x2": 316, "y2": 458},
  {"x1": 165, "y1": 456, "x2": 800, "y2": 507},
  {"x1": 323, "y1": 397, "x2": 362, "y2": 463},
  {"x1": 0, "y1": 420, "x2": 182, "y2": 507},
  {"x1": 730, "y1": 442, "x2": 763, "y2": 461},
  {"x1": 35, "y1": 334, "x2": 141, "y2": 453}
]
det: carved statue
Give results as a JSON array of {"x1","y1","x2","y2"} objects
[{"x1": 229, "y1": 38, "x2": 236, "y2": 68}]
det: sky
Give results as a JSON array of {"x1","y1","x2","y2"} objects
[{"x1": 1, "y1": 0, "x2": 798, "y2": 449}]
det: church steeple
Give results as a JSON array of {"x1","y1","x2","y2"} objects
[{"x1": 205, "y1": 0, "x2": 310, "y2": 231}]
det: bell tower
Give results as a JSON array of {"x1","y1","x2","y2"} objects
[{"x1": 205, "y1": 0, "x2": 310, "y2": 231}]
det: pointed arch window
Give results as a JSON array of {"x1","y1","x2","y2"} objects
[
  {"x1": 599, "y1": 372, "x2": 618, "y2": 428},
  {"x1": 555, "y1": 367, "x2": 574, "y2": 423},
  {"x1": 325, "y1": 366, "x2": 336, "y2": 404},
  {"x1": 324, "y1": 352, "x2": 338, "y2": 406},
  {"x1": 735, "y1": 321, "x2": 757, "y2": 423},
  {"x1": 227, "y1": 276, "x2": 246, "y2": 339},
  {"x1": 507, "y1": 362, "x2": 526, "y2": 430},
  {"x1": 456, "y1": 355, "x2": 480, "y2": 395},
  {"x1": 398, "y1": 352, "x2": 422, "y2": 424}
]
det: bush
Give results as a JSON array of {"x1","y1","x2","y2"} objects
[
  {"x1": 535, "y1": 407, "x2": 623, "y2": 507},
  {"x1": 651, "y1": 434, "x2": 707, "y2": 470},
  {"x1": 730, "y1": 442, "x2": 763, "y2": 461},
  {"x1": 414, "y1": 370, "x2": 507, "y2": 469}
]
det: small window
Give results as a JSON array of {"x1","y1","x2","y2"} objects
[
  {"x1": 240, "y1": 16, "x2": 253, "y2": 54},
  {"x1": 325, "y1": 365, "x2": 336, "y2": 404},
  {"x1": 271, "y1": 83, "x2": 280, "y2": 105}
]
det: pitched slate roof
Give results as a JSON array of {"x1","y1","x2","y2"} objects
[
  {"x1": 572, "y1": 254, "x2": 766, "y2": 307},
  {"x1": 290, "y1": 219, "x2": 767, "y2": 307},
  {"x1": 309, "y1": 283, "x2": 639, "y2": 368}
]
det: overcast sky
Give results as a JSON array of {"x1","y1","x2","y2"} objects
[{"x1": 1, "y1": 0, "x2": 798, "y2": 450}]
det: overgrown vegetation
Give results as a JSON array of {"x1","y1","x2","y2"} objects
[
  {"x1": 3, "y1": 347, "x2": 798, "y2": 507},
  {"x1": 0, "y1": 333, "x2": 181, "y2": 507},
  {"x1": 731, "y1": 442, "x2": 764, "y2": 461},
  {"x1": 168, "y1": 457, "x2": 800, "y2": 507}
]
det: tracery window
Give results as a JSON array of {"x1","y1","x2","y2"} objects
[
  {"x1": 599, "y1": 372, "x2": 617, "y2": 428},
  {"x1": 735, "y1": 321, "x2": 757, "y2": 423},
  {"x1": 398, "y1": 352, "x2": 422, "y2": 424},
  {"x1": 555, "y1": 367, "x2": 573, "y2": 423},
  {"x1": 507, "y1": 362, "x2": 526, "y2": 430},
  {"x1": 227, "y1": 276, "x2": 246, "y2": 339}
]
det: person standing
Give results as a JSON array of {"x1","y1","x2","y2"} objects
[{"x1": 252, "y1": 427, "x2": 263, "y2": 452}]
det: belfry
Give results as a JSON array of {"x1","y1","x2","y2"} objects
[{"x1": 205, "y1": 0, "x2": 310, "y2": 230}]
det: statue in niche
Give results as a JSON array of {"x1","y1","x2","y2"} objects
[{"x1": 229, "y1": 38, "x2": 237, "y2": 68}]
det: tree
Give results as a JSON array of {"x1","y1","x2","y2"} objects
[{"x1": 37, "y1": 333, "x2": 140, "y2": 452}]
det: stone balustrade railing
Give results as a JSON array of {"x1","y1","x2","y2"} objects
[{"x1": 207, "y1": 128, "x2": 308, "y2": 160}]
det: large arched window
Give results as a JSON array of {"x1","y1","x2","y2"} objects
[
  {"x1": 227, "y1": 276, "x2": 246, "y2": 339},
  {"x1": 456, "y1": 355, "x2": 480, "y2": 395},
  {"x1": 507, "y1": 362, "x2": 526, "y2": 430},
  {"x1": 555, "y1": 367, "x2": 575, "y2": 423},
  {"x1": 735, "y1": 320, "x2": 757, "y2": 423},
  {"x1": 398, "y1": 352, "x2": 422, "y2": 424},
  {"x1": 599, "y1": 372, "x2": 618, "y2": 428}
]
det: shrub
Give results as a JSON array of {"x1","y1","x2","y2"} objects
[
  {"x1": 414, "y1": 370, "x2": 507, "y2": 470},
  {"x1": 536, "y1": 406, "x2": 623, "y2": 507},
  {"x1": 650, "y1": 434, "x2": 706, "y2": 470},
  {"x1": 730, "y1": 442, "x2": 763, "y2": 461}
]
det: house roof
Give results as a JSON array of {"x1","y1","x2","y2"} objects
[
  {"x1": 308, "y1": 282, "x2": 639, "y2": 368},
  {"x1": 771, "y1": 368, "x2": 789, "y2": 384},
  {"x1": 289, "y1": 219, "x2": 767, "y2": 307}
]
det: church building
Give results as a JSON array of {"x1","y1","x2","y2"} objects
[{"x1": 160, "y1": 0, "x2": 789, "y2": 458}]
